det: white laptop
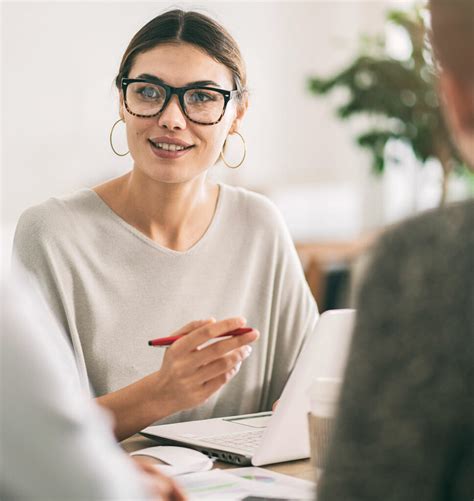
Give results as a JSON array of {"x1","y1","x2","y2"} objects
[{"x1": 141, "y1": 309, "x2": 356, "y2": 466}]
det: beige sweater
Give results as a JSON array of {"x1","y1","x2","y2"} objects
[{"x1": 13, "y1": 183, "x2": 319, "y2": 424}]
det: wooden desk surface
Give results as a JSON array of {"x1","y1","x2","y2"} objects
[{"x1": 122, "y1": 434, "x2": 316, "y2": 482}]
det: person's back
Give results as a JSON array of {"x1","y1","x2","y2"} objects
[
  {"x1": 318, "y1": 0, "x2": 474, "y2": 498},
  {"x1": 318, "y1": 201, "x2": 474, "y2": 500},
  {"x1": 0, "y1": 267, "x2": 184, "y2": 500}
]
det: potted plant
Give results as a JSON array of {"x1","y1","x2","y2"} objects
[{"x1": 308, "y1": 5, "x2": 469, "y2": 206}]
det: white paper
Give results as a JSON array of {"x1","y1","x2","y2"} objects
[
  {"x1": 176, "y1": 467, "x2": 316, "y2": 500},
  {"x1": 176, "y1": 470, "x2": 270, "y2": 500},
  {"x1": 227, "y1": 467, "x2": 315, "y2": 499}
]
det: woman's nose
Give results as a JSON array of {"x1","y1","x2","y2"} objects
[{"x1": 157, "y1": 95, "x2": 187, "y2": 130}]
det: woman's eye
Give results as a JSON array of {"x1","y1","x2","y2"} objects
[
  {"x1": 138, "y1": 86, "x2": 160, "y2": 100},
  {"x1": 189, "y1": 91, "x2": 215, "y2": 103}
]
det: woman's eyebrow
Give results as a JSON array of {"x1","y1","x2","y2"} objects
[
  {"x1": 187, "y1": 80, "x2": 222, "y2": 88},
  {"x1": 135, "y1": 73, "x2": 222, "y2": 88}
]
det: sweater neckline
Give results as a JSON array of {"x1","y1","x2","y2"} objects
[{"x1": 84, "y1": 183, "x2": 225, "y2": 256}]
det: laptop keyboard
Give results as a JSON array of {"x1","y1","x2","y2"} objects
[{"x1": 195, "y1": 429, "x2": 265, "y2": 454}]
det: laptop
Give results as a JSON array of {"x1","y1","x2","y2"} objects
[{"x1": 141, "y1": 309, "x2": 356, "y2": 466}]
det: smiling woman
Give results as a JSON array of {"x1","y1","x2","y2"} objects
[
  {"x1": 12, "y1": 9, "x2": 319, "y2": 441},
  {"x1": 114, "y1": 41, "x2": 243, "y2": 185}
]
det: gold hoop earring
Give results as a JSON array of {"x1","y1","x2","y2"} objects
[
  {"x1": 220, "y1": 131, "x2": 246, "y2": 169},
  {"x1": 109, "y1": 118, "x2": 129, "y2": 157}
]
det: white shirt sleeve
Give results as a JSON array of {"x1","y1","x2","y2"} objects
[{"x1": 0, "y1": 270, "x2": 151, "y2": 500}]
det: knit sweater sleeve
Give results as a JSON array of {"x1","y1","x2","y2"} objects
[
  {"x1": 12, "y1": 201, "x2": 73, "y2": 336},
  {"x1": 317, "y1": 203, "x2": 474, "y2": 501},
  {"x1": 12, "y1": 200, "x2": 92, "y2": 391}
]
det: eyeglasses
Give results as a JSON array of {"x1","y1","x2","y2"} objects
[{"x1": 122, "y1": 78, "x2": 240, "y2": 126}]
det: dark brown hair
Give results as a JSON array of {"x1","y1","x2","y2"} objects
[
  {"x1": 430, "y1": 0, "x2": 474, "y2": 82},
  {"x1": 115, "y1": 9, "x2": 247, "y2": 99}
]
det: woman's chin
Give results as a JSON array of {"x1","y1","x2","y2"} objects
[{"x1": 135, "y1": 165, "x2": 203, "y2": 186}]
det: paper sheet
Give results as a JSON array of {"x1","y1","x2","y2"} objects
[
  {"x1": 176, "y1": 467, "x2": 315, "y2": 500},
  {"x1": 228, "y1": 467, "x2": 315, "y2": 499}
]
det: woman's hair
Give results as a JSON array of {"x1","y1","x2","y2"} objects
[
  {"x1": 430, "y1": 0, "x2": 474, "y2": 83},
  {"x1": 115, "y1": 9, "x2": 247, "y2": 99}
]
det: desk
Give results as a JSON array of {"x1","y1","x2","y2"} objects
[{"x1": 122, "y1": 435, "x2": 316, "y2": 482}]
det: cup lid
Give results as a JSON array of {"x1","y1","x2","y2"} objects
[{"x1": 309, "y1": 377, "x2": 342, "y2": 402}]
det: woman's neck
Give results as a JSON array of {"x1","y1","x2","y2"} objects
[{"x1": 93, "y1": 169, "x2": 219, "y2": 251}]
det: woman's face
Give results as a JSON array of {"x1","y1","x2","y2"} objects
[{"x1": 120, "y1": 42, "x2": 246, "y2": 185}]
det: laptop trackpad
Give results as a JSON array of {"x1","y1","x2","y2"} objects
[{"x1": 223, "y1": 413, "x2": 272, "y2": 429}]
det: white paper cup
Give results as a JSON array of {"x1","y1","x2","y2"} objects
[{"x1": 307, "y1": 377, "x2": 342, "y2": 469}]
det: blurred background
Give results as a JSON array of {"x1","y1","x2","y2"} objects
[{"x1": 2, "y1": 1, "x2": 473, "y2": 310}]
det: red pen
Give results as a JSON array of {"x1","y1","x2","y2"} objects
[{"x1": 148, "y1": 327, "x2": 253, "y2": 347}]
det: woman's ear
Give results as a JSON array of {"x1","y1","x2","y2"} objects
[
  {"x1": 439, "y1": 71, "x2": 474, "y2": 133},
  {"x1": 229, "y1": 96, "x2": 249, "y2": 134},
  {"x1": 439, "y1": 71, "x2": 474, "y2": 166}
]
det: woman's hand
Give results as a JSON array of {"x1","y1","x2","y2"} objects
[
  {"x1": 153, "y1": 317, "x2": 259, "y2": 416},
  {"x1": 132, "y1": 456, "x2": 187, "y2": 500},
  {"x1": 96, "y1": 317, "x2": 259, "y2": 441}
]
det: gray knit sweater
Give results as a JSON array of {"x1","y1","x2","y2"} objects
[{"x1": 319, "y1": 199, "x2": 474, "y2": 500}]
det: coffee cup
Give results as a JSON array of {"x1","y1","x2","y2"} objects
[{"x1": 307, "y1": 377, "x2": 342, "y2": 470}]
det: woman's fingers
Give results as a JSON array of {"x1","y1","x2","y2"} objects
[
  {"x1": 193, "y1": 329, "x2": 259, "y2": 367},
  {"x1": 200, "y1": 367, "x2": 243, "y2": 399},
  {"x1": 196, "y1": 345, "x2": 252, "y2": 384},
  {"x1": 170, "y1": 318, "x2": 215, "y2": 337},
  {"x1": 171, "y1": 317, "x2": 248, "y2": 352},
  {"x1": 156, "y1": 319, "x2": 259, "y2": 415}
]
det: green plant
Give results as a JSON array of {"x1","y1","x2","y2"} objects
[{"x1": 308, "y1": 6, "x2": 464, "y2": 206}]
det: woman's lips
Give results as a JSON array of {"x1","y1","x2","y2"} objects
[{"x1": 148, "y1": 139, "x2": 194, "y2": 159}]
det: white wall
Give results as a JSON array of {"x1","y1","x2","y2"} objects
[{"x1": 2, "y1": 1, "x2": 393, "y2": 247}]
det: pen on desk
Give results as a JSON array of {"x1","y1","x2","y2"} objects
[{"x1": 148, "y1": 327, "x2": 253, "y2": 347}]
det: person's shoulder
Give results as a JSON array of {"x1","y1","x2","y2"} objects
[
  {"x1": 220, "y1": 183, "x2": 286, "y2": 227},
  {"x1": 379, "y1": 199, "x2": 474, "y2": 257},
  {"x1": 365, "y1": 199, "x2": 474, "y2": 301},
  {"x1": 15, "y1": 189, "x2": 96, "y2": 241}
]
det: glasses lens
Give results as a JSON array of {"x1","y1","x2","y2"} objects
[
  {"x1": 184, "y1": 89, "x2": 225, "y2": 124},
  {"x1": 126, "y1": 82, "x2": 166, "y2": 116}
]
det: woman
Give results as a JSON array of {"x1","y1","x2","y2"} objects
[
  {"x1": 318, "y1": 0, "x2": 473, "y2": 499},
  {"x1": 13, "y1": 10, "x2": 318, "y2": 440}
]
